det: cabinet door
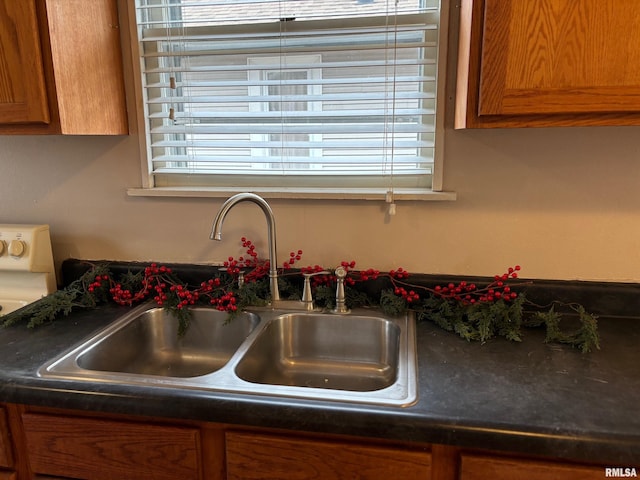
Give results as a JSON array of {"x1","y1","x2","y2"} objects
[
  {"x1": 226, "y1": 431, "x2": 431, "y2": 480},
  {"x1": 43, "y1": 0, "x2": 128, "y2": 134},
  {"x1": 455, "y1": 0, "x2": 640, "y2": 127},
  {"x1": 22, "y1": 413, "x2": 202, "y2": 480},
  {"x1": 0, "y1": 407, "x2": 13, "y2": 469},
  {"x1": 460, "y1": 453, "x2": 604, "y2": 480},
  {"x1": 0, "y1": 0, "x2": 49, "y2": 125}
]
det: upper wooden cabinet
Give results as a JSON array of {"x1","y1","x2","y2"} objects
[
  {"x1": 0, "y1": 1, "x2": 49, "y2": 127},
  {"x1": 0, "y1": 0, "x2": 128, "y2": 135},
  {"x1": 455, "y1": 0, "x2": 640, "y2": 128}
]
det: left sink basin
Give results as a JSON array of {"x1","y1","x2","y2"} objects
[{"x1": 41, "y1": 305, "x2": 261, "y2": 379}]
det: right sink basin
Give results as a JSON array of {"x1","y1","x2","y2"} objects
[{"x1": 235, "y1": 313, "x2": 400, "y2": 392}]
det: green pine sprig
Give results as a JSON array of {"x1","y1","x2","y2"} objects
[
  {"x1": 379, "y1": 289, "x2": 599, "y2": 353},
  {"x1": 1, "y1": 263, "x2": 111, "y2": 328},
  {"x1": 524, "y1": 304, "x2": 599, "y2": 353}
]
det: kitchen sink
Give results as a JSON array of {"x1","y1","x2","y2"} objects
[
  {"x1": 235, "y1": 313, "x2": 400, "y2": 392},
  {"x1": 39, "y1": 303, "x2": 417, "y2": 407}
]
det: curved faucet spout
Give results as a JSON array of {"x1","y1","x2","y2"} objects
[{"x1": 210, "y1": 193, "x2": 280, "y2": 302}]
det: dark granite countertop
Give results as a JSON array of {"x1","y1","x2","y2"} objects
[{"x1": 0, "y1": 300, "x2": 638, "y2": 466}]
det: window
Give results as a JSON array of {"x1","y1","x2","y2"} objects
[
  {"x1": 248, "y1": 55, "x2": 323, "y2": 168},
  {"x1": 130, "y1": 0, "x2": 451, "y2": 199}
]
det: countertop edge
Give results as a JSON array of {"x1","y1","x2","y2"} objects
[{"x1": 1, "y1": 371, "x2": 638, "y2": 466}]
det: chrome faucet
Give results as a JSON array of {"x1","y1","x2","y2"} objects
[{"x1": 210, "y1": 193, "x2": 280, "y2": 303}]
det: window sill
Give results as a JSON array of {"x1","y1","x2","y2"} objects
[{"x1": 127, "y1": 186, "x2": 457, "y2": 201}]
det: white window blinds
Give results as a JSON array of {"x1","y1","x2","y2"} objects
[{"x1": 134, "y1": 0, "x2": 442, "y2": 191}]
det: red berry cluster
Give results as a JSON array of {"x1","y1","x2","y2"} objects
[
  {"x1": 301, "y1": 264, "x2": 327, "y2": 274},
  {"x1": 223, "y1": 257, "x2": 243, "y2": 276},
  {"x1": 432, "y1": 266, "x2": 522, "y2": 305},
  {"x1": 339, "y1": 261, "x2": 357, "y2": 286},
  {"x1": 87, "y1": 275, "x2": 110, "y2": 293},
  {"x1": 241, "y1": 237, "x2": 259, "y2": 261},
  {"x1": 301, "y1": 263, "x2": 404, "y2": 289},
  {"x1": 283, "y1": 250, "x2": 303, "y2": 269},
  {"x1": 358, "y1": 268, "x2": 380, "y2": 282},
  {"x1": 389, "y1": 268, "x2": 410, "y2": 279},
  {"x1": 145, "y1": 264, "x2": 171, "y2": 276},
  {"x1": 195, "y1": 278, "x2": 236, "y2": 312},
  {"x1": 300, "y1": 260, "x2": 358, "y2": 287},
  {"x1": 223, "y1": 237, "x2": 263, "y2": 277},
  {"x1": 146, "y1": 264, "x2": 171, "y2": 305},
  {"x1": 498, "y1": 265, "x2": 521, "y2": 280},
  {"x1": 158, "y1": 269, "x2": 236, "y2": 312},
  {"x1": 433, "y1": 281, "x2": 477, "y2": 303},
  {"x1": 394, "y1": 287, "x2": 420, "y2": 303},
  {"x1": 110, "y1": 283, "x2": 139, "y2": 306},
  {"x1": 301, "y1": 264, "x2": 333, "y2": 287},
  {"x1": 209, "y1": 292, "x2": 237, "y2": 312},
  {"x1": 108, "y1": 264, "x2": 170, "y2": 306},
  {"x1": 168, "y1": 284, "x2": 199, "y2": 310},
  {"x1": 224, "y1": 237, "x2": 303, "y2": 283},
  {"x1": 92, "y1": 263, "x2": 238, "y2": 313}
]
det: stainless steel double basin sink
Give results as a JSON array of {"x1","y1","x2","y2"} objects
[{"x1": 38, "y1": 303, "x2": 418, "y2": 407}]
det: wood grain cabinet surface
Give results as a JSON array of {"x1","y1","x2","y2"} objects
[
  {"x1": 21, "y1": 413, "x2": 201, "y2": 480},
  {"x1": 0, "y1": 407, "x2": 13, "y2": 470},
  {"x1": 0, "y1": 0, "x2": 128, "y2": 134},
  {"x1": 226, "y1": 430, "x2": 432, "y2": 480},
  {"x1": 455, "y1": 0, "x2": 640, "y2": 128},
  {"x1": 0, "y1": 407, "x2": 16, "y2": 480},
  {"x1": 460, "y1": 453, "x2": 605, "y2": 480},
  {"x1": 0, "y1": 1, "x2": 49, "y2": 127},
  {"x1": 0, "y1": 403, "x2": 626, "y2": 480}
]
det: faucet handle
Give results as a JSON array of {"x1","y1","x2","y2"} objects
[
  {"x1": 219, "y1": 267, "x2": 246, "y2": 289},
  {"x1": 302, "y1": 271, "x2": 330, "y2": 311},
  {"x1": 332, "y1": 266, "x2": 351, "y2": 314},
  {"x1": 334, "y1": 266, "x2": 347, "y2": 279}
]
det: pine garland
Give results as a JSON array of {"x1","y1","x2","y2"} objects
[{"x1": 1, "y1": 248, "x2": 600, "y2": 353}]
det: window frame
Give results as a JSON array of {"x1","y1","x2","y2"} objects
[{"x1": 126, "y1": 0, "x2": 454, "y2": 201}]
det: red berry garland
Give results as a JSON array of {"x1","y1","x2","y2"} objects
[{"x1": 88, "y1": 237, "x2": 526, "y2": 317}]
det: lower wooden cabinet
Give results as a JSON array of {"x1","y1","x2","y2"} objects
[
  {"x1": 0, "y1": 403, "x2": 625, "y2": 480},
  {"x1": 226, "y1": 431, "x2": 431, "y2": 480},
  {"x1": 34, "y1": 477, "x2": 74, "y2": 480},
  {"x1": 460, "y1": 453, "x2": 604, "y2": 480},
  {"x1": 0, "y1": 408, "x2": 13, "y2": 469},
  {"x1": 0, "y1": 407, "x2": 16, "y2": 480},
  {"x1": 21, "y1": 413, "x2": 201, "y2": 480}
]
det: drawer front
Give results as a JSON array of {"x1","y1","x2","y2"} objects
[
  {"x1": 226, "y1": 431, "x2": 431, "y2": 480},
  {"x1": 0, "y1": 407, "x2": 13, "y2": 468},
  {"x1": 460, "y1": 453, "x2": 604, "y2": 480},
  {"x1": 22, "y1": 413, "x2": 201, "y2": 480}
]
